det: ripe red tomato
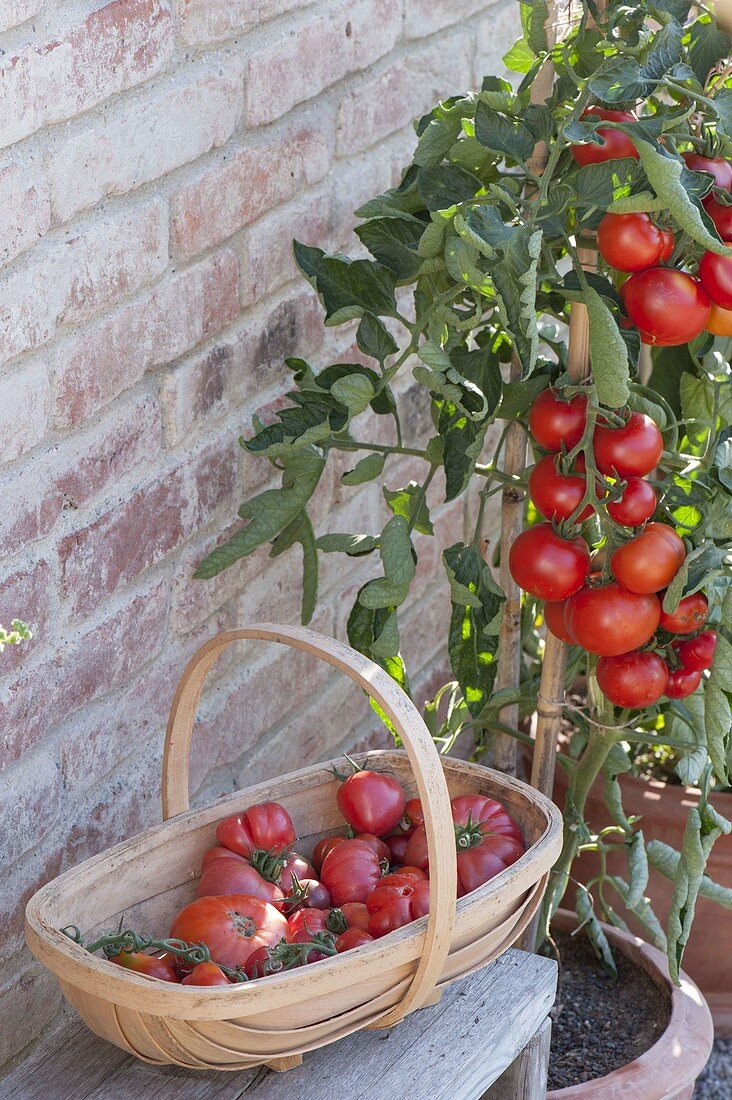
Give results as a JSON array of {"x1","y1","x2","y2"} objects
[
  {"x1": 706, "y1": 301, "x2": 732, "y2": 335},
  {"x1": 698, "y1": 247, "x2": 732, "y2": 309},
  {"x1": 528, "y1": 388, "x2": 588, "y2": 451},
  {"x1": 286, "y1": 907, "x2": 330, "y2": 943},
  {"x1": 666, "y1": 666, "x2": 703, "y2": 698},
  {"x1": 621, "y1": 269, "x2": 711, "y2": 346},
  {"x1": 611, "y1": 523, "x2": 686, "y2": 595},
  {"x1": 216, "y1": 802, "x2": 296, "y2": 859},
  {"x1": 312, "y1": 835, "x2": 347, "y2": 872},
  {"x1": 565, "y1": 582, "x2": 661, "y2": 656},
  {"x1": 543, "y1": 599, "x2": 574, "y2": 643},
  {"x1": 597, "y1": 213, "x2": 670, "y2": 273},
  {"x1": 354, "y1": 833, "x2": 391, "y2": 863},
  {"x1": 320, "y1": 838, "x2": 383, "y2": 905},
  {"x1": 336, "y1": 928, "x2": 374, "y2": 952},
  {"x1": 606, "y1": 476, "x2": 657, "y2": 526},
  {"x1": 597, "y1": 651, "x2": 669, "y2": 708},
  {"x1": 528, "y1": 454, "x2": 593, "y2": 523},
  {"x1": 400, "y1": 798, "x2": 424, "y2": 836},
  {"x1": 384, "y1": 833, "x2": 409, "y2": 863},
  {"x1": 366, "y1": 877, "x2": 430, "y2": 937},
  {"x1": 181, "y1": 962, "x2": 231, "y2": 986},
  {"x1": 676, "y1": 630, "x2": 717, "y2": 671},
  {"x1": 201, "y1": 846, "x2": 249, "y2": 871},
  {"x1": 196, "y1": 858, "x2": 285, "y2": 906},
  {"x1": 170, "y1": 895, "x2": 289, "y2": 970},
  {"x1": 110, "y1": 950, "x2": 180, "y2": 982},
  {"x1": 451, "y1": 795, "x2": 524, "y2": 895},
  {"x1": 703, "y1": 194, "x2": 732, "y2": 238},
  {"x1": 571, "y1": 107, "x2": 639, "y2": 166},
  {"x1": 593, "y1": 412, "x2": 663, "y2": 478},
  {"x1": 659, "y1": 229, "x2": 675, "y2": 263},
  {"x1": 338, "y1": 901, "x2": 371, "y2": 931},
  {"x1": 509, "y1": 523, "x2": 590, "y2": 602},
  {"x1": 278, "y1": 853, "x2": 317, "y2": 893},
  {"x1": 336, "y1": 769, "x2": 406, "y2": 836},
  {"x1": 683, "y1": 152, "x2": 732, "y2": 191},
  {"x1": 659, "y1": 592, "x2": 709, "y2": 634}
]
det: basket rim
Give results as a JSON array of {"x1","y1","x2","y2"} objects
[{"x1": 26, "y1": 750, "x2": 563, "y2": 1019}]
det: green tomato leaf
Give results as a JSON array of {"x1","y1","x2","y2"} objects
[
  {"x1": 341, "y1": 453, "x2": 385, "y2": 485},
  {"x1": 356, "y1": 313, "x2": 398, "y2": 364},
  {"x1": 474, "y1": 99, "x2": 535, "y2": 161},
  {"x1": 316, "y1": 533, "x2": 379, "y2": 555},
  {"x1": 443, "y1": 542, "x2": 504, "y2": 718},
  {"x1": 355, "y1": 217, "x2": 424, "y2": 279},
  {"x1": 294, "y1": 242, "x2": 397, "y2": 324},
  {"x1": 383, "y1": 482, "x2": 433, "y2": 535},
  {"x1": 330, "y1": 373, "x2": 375, "y2": 416},
  {"x1": 576, "y1": 891, "x2": 617, "y2": 978},
  {"x1": 583, "y1": 287, "x2": 630, "y2": 407}
]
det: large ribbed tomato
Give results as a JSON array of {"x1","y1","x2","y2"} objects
[
  {"x1": 597, "y1": 651, "x2": 669, "y2": 708},
  {"x1": 528, "y1": 388, "x2": 588, "y2": 451},
  {"x1": 593, "y1": 412, "x2": 663, "y2": 478},
  {"x1": 170, "y1": 895, "x2": 288, "y2": 970},
  {"x1": 196, "y1": 859, "x2": 284, "y2": 905},
  {"x1": 366, "y1": 875, "x2": 430, "y2": 938},
  {"x1": 571, "y1": 107, "x2": 639, "y2": 166},
  {"x1": 320, "y1": 839, "x2": 383, "y2": 905},
  {"x1": 216, "y1": 802, "x2": 296, "y2": 858},
  {"x1": 336, "y1": 769, "x2": 406, "y2": 836},
  {"x1": 611, "y1": 523, "x2": 686, "y2": 594},
  {"x1": 621, "y1": 269, "x2": 711, "y2": 346},
  {"x1": 565, "y1": 582, "x2": 661, "y2": 657},
  {"x1": 509, "y1": 523, "x2": 590, "y2": 601}
]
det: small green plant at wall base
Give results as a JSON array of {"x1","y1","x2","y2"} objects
[
  {"x1": 198, "y1": 0, "x2": 732, "y2": 981},
  {"x1": 0, "y1": 620, "x2": 31, "y2": 653}
]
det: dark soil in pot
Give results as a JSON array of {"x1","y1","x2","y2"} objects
[{"x1": 547, "y1": 929, "x2": 672, "y2": 1091}]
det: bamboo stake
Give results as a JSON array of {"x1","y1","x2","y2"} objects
[{"x1": 492, "y1": 6, "x2": 565, "y2": 776}]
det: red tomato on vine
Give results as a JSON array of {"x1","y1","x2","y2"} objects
[
  {"x1": 597, "y1": 212, "x2": 671, "y2": 273},
  {"x1": 597, "y1": 651, "x2": 669, "y2": 708},
  {"x1": 593, "y1": 412, "x2": 663, "y2": 478},
  {"x1": 621, "y1": 269, "x2": 711, "y2": 346},
  {"x1": 509, "y1": 523, "x2": 590, "y2": 602},
  {"x1": 528, "y1": 388, "x2": 587, "y2": 451},
  {"x1": 564, "y1": 582, "x2": 661, "y2": 657},
  {"x1": 659, "y1": 592, "x2": 709, "y2": 634},
  {"x1": 571, "y1": 107, "x2": 639, "y2": 166},
  {"x1": 611, "y1": 523, "x2": 686, "y2": 595},
  {"x1": 676, "y1": 631, "x2": 717, "y2": 672}
]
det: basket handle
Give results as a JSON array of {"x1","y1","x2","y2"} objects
[{"x1": 161, "y1": 624, "x2": 457, "y2": 1027}]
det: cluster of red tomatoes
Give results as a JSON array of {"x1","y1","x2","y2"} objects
[
  {"x1": 109, "y1": 768, "x2": 524, "y2": 985},
  {"x1": 509, "y1": 388, "x2": 717, "y2": 709},
  {"x1": 572, "y1": 106, "x2": 732, "y2": 343}
]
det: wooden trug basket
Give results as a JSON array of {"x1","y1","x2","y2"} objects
[{"x1": 26, "y1": 625, "x2": 563, "y2": 1072}]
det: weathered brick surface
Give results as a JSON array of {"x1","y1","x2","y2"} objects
[
  {"x1": 0, "y1": 198, "x2": 168, "y2": 366},
  {"x1": 55, "y1": 249, "x2": 240, "y2": 425},
  {"x1": 48, "y1": 61, "x2": 244, "y2": 222},
  {"x1": 0, "y1": 0, "x2": 516, "y2": 1068},
  {"x1": 0, "y1": 0, "x2": 175, "y2": 150},
  {"x1": 0, "y1": 154, "x2": 51, "y2": 268},
  {"x1": 245, "y1": 0, "x2": 402, "y2": 126}
]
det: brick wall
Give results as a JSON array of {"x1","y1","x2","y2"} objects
[{"x1": 0, "y1": 0, "x2": 517, "y2": 1068}]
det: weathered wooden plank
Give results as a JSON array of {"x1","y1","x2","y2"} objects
[
  {"x1": 0, "y1": 950, "x2": 557, "y2": 1100},
  {"x1": 484, "y1": 1017, "x2": 552, "y2": 1100}
]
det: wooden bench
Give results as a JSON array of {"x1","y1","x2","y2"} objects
[{"x1": 0, "y1": 949, "x2": 557, "y2": 1100}]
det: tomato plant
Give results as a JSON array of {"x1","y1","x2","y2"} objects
[{"x1": 336, "y1": 767, "x2": 406, "y2": 836}]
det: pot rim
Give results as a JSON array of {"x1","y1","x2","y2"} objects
[{"x1": 546, "y1": 908, "x2": 713, "y2": 1099}]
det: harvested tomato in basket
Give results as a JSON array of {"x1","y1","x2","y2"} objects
[
  {"x1": 170, "y1": 895, "x2": 289, "y2": 971},
  {"x1": 196, "y1": 859, "x2": 285, "y2": 905},
  {"x1": 320, "y1": 838, "x2": 383, "y2": 905},
  {"x1": 181, "y1": 962, "x2": 231, "y2": 986},
  {"x1": 335, "y1": 762, "x2": 406, "y2": 836},
  {"x1": 110, "y1": 950, "x2": 181, "y2": 983},
  {"x1": 367, "y1": 876, "x2": 430, "y2": 938},
  {"x1": 216, "y1": 802, "x2": 297, "y2": 859}
]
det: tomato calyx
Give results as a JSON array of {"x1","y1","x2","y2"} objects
[
  {"x1": 454, "y1": 813, "x2": 490, "y2": 852},
  {"x1": 325, "y1": 908, "x2": 350, "y2": 935},
  {"x1": 248, "y1": 845, "x2": 290, "y2": 883},
  {"x1": 264, "y1": 931, "x2": 339, "y2": 974},
  {"x1": 329, "y1": 753, "x2": 364, "y2": 782}
]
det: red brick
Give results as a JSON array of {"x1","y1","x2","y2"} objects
[
  {"x1": 171, "y1": 126, "x2": 330, "y2": 258},
  {"x1": 0, "y1": 0, "x2": 175, "y2": 151},
  {"x1": 160, "y1": 341, "x2": 235, "y2": 445},
  {"x1": 245, "y1": 0, "x2": 401, "y2": 127},
  {"x1": 0, "y1": 0, "x2": 43, "y2": 32},
  {"x1": 0, "y1": 198, "x2": 168, "y2": 366},
  {"x1": 336, "y1": 33, "x2": 473, "y2": 155},
  {"x1": 55, "y1": 249, "x2": 240, "y2": 426},
  {"x1": 238, "y1": 191, "x2": 332, "y2": 306},
  {"x1": 0, "y1": 577, "x2": 169, "y2": 768},
  {"x1": 0, "y1": 154, "x2": 50, "y2": 268},
  {"x1": 59, "y1": 467, "x2": 191, "y2": 617},
  {"x1": 191, "y1": 435, "x2": 240, "y2": 525},
  {"x1": 0, "y1": 842, "x2": 63, "y2": 959},
  {"x1": 0, "y1": 393, "x2": 161, "y2": 559},
  {"x1": 48, "y1": 61, "x2": 243, "y2": 223},
  {"x1": 0, "y1": 360, "x2": 50, "y2": 461},
  {"x1": 404, "y1": 0, "x2": 496, "y2": 38},
  {"x1": 0, "y1": 558, "x2": 53, "y2": 673},
  {"x1": 171, "y1": 523, "x2": 268, "y2": 635},
  {"x1": 179, "y1": 0, "x2": 312, "y2": 47}
]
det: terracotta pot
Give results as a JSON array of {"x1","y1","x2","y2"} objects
[
  {"x1": 547, "y1": 908, "x2": 713, "y2": 1099},
  {"x1": 553, "y1": 764, "x2": 732, "y2": 1036}
]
